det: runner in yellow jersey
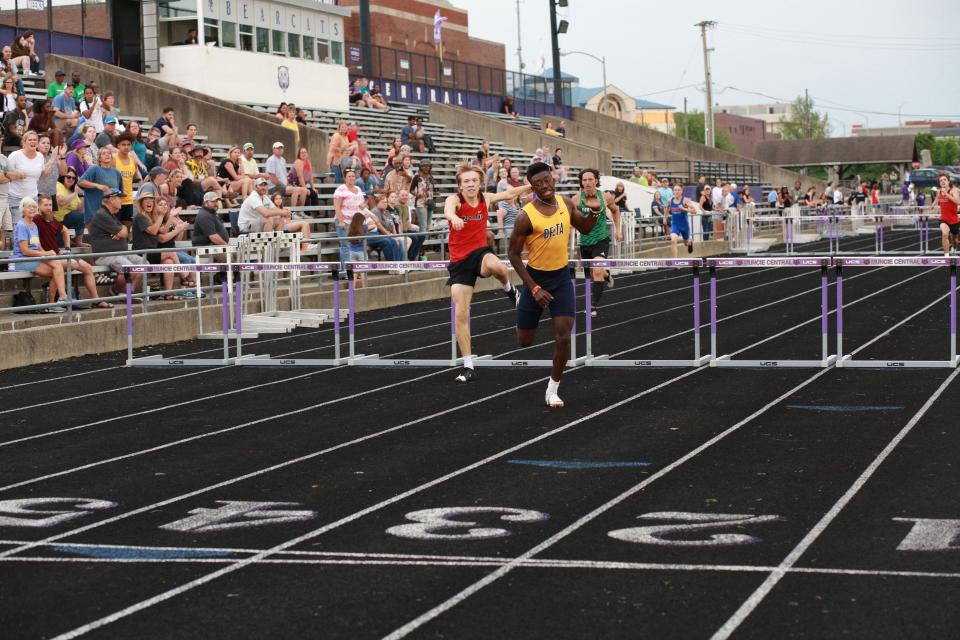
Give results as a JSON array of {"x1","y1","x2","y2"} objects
[{"x1": 509, "y1": 162, "x2": 599, "y2": 408}]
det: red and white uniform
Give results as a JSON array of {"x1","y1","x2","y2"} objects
[
  {"x1": 448, "y1": 194, "x2": 489, "y2": 263},
  {"x1": 939, "y1": 190, "x2": 959, "y2": 225}
]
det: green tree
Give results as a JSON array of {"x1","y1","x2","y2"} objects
[
  {"x1": 913, "y1": 132, "x2": 958, "y2": 166},
  {"x1": 778, "y1": 94, "x2": 831, "y2": 140},
  {"x1": 674, "y1": 111, "x2": 738, "y2": 153}
]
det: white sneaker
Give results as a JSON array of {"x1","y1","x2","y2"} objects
[
  {"x1": 300, "y1": 243, "x2": 318, "y2": 253},
  {"x1": 545, "y1": 392, "x2": 564, "y2": 408}
]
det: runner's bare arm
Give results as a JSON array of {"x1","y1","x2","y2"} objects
[
  {"x1": 486, "y1": 183, "x2": 531, "y2": 206},
  {"x1": 949, "y1": 187, "x2": 960, "y2": 206},
  {"x1": 443, "y1": 194, "x2": 464, "y2": 230},
  {"x1": 565, "y1": 195, "x2": 598, "y2": 234},
  {"x1": 604, "y1": 192, "x2": 623, "y2": 241}
]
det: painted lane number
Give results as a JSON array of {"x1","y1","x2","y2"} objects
[
  {"x1": 608, "y1": 511, "x2": 785, "y2": 547},
  {"x1": 0, "y1": 498, "x2": 117, "y2": 528},
  {"x1": 386, "y1": 507, "x2": 549, "y2": 540}
]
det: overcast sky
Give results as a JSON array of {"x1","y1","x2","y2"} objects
[{"x1": 451, "y1": 0, "x2": 960, "y2": 136}]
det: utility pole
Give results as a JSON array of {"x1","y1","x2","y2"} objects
[
  {"x1": 515, "y1": 0, "x2": 524, "y2": 72},
  {"x1": 359, "y1": 0, "x2": 372, "y2": 77},
  {"x1": 804, "y1": 87, "x2": 810, "y2": 138},
  {"x1": 684, "y1": 96, "x2": 689, "y2": 139},
  {"x1": 696, "y1": 20, "x2": 717, "y2": 147}
]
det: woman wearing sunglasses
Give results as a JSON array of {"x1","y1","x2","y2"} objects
[{"x1": 56, "y1": 169, "x2": 85, "y2": 246}]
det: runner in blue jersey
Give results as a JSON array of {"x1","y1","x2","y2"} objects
[{"x1": 668, "y1": 183, "x2": 698, "y2": 257}]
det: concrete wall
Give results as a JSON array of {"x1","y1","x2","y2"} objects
[
  {"x1": 430, "y1": 103, "x2": 611, "y2": 174},
  {"x1": 46, "y1": 54, "x2": 328, "y2": 165},
  {"x1": 570, "y1": 107, "x2": 823, "y2": 190},
  {"x1": 155, "y1": 46, "x2": 349, "y2": 113},
  {"x1": 541, "y1": 116, "x2": 691, "y2": 171}
]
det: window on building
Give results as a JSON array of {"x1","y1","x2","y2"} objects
[
  {"x1": 256, "y1": 26, "x2": 269, "y2": 53},
  {"x1": 287, "y1": 33, "x2": 301, "y2": 58},
  {"x1": 203, "y1": 18, "x2": 219, "y2": 46},
  {"x1": 221, "y1": 21, "x2": 238, "y2": 48},
  {"x1": 768, "y1": 107, "x2": 775, "y2": 114},
  {"x1": 317, "y1": 39, "x2": 330, "y2": 63},
  {"x1": 302, "y1": 36, "x2": 315, "y2": 61},
  {"x1": 240, "y1": 24, "x2": 254, "y2": 51},
  {"x1": 331, "y1": 40, "x2": 343, "y2": 65},
  {"x1": 272, "y1": 29, "x2": 286, "y2": 55}
]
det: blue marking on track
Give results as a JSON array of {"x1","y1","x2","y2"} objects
[
  {"x1": 53, "y1": 544, "x2": 234, "y2": 559},
  {"x1": 785, "y1": 404, "x2": 904, "y2": 412},
  {"x1": 507, "y1": 459, "x2": 652, "y2": 470}
]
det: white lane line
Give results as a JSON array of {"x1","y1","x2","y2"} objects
[
  {"x1": 709, "y1": 366, "x2": 960, "y2": 640},
  {"x1": 6, "y1": 554, "x2": 960, "y2": 581},
  {"x1": 47, "y1": 270, "x2": 944, "y2": 639},
  {"x1": 0, "y1": 262, "x2": 823, "y2": 450}
]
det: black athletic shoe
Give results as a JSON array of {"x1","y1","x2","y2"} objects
[
  {"x1": 687, "y1": 242, "x2": 694, "y2": 254},
  {"x1": 455, "y1": 367, "x2": 477, "y2": 383},
  {"x1": 504, "y1": 284, "x2": 518, "y2": 307}
]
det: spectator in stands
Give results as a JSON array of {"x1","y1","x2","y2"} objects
[
  {"x1": 152, "y1": 107, "x2": 179, "y2": 152},
  {"x1": 163, "y1": 151, "x2": 202, "y2": 207},
  {"x1": 10, "y1": 31, "x2": 40, "y2": 76},
  {"x1": 327, "y1": 121, "x2": 355, "y2": 184},
  {"x1": 339, "y1": 150, "x2": 361, "y2": 185},
  {"x1": 610, "y1": 182, "x2": 628, "y2": 216},
  {"x1": 79, "y1": 146, "x2": 123, "y2": 228},
  {"x1": 766, "y1": 187, "x2": 778, "y2": 207},
  {"x1": 274, "y1": 103, "x2": 288, "y2": 121},
  {"x1": 101, "y1": 93, "x2": 121, "y2": 128},
  {"x1": 7, "y1": 130, "x2": 44, "y2": 218},
  {"x1": 186, "y1": 144, "x2": 228, "y2": 201},
  {"x1": 369, "y1": 82, "x2": 389, "y2": 110},
  {"x1": 237, "y1": 178, "x2": 314, "y2": 248},
  {"x1": 135, "y1": 166, "x2": 168, "y2": 201},
  {"x1": 409, "y1": 160, "x2": 435, "y2": 231},
  {"x1": 414, "y1": 117, "x2": 435, "y2": 153},
  {"x1": 295, "y1": 108, "x2": 308, "y2": 126},
  {"x1": 126, "y1": 121, "x2": 152, "y2": 173},
  {"x1": 357, "y1": 167, "x2": 377, "y2": 196},
  {"x1": 552, "y1": 147, "x2": 567, "y2": 183},
  {"x1": 218, "y1": 146, "x2": 253, "y2": 200},
  {"x1": 367, "y1": 193, "x2": 403, "y2": 261},
  {"x1": 159, "y1": 168, "x2": 185, "y2": 208},
  {"x1": 507, "y1": 166, "x2": 523, "y2": 188},
  {"x1": 95, "y1": 116, "x2": 119, "y2": 150},
  {"x1": 384, "y1": 155, "x2": 411, "y2": 194},
  {"x1": 556, "y1": 121, "x2": 567, "y2": 137},
  {"x1": 699, "y1": 185, "x2": 714, "y2": 239},
  {"x1": 36, "y1": 133, "x2": 65, "y2": 202},
  {"x1": 544, "y1": 121, "x2": 561, "y2": 137},
  {"x1": 27, "y1": 100, "x2": 53, "y2": 135},
  {"x1": 401, "y1": 116, "x2": 418, "y2": 150},
  {"x1": 628, "y1": 166, "x2": 647, "y2": 186},
  {"x1": 265, "y1": 141, "x2": 307, "y2": 207},
  {"x1": 0, "y1": 73, "x2": 19, "y2": 111},
  {"x1": 90, "y1": 188, "x2": 145, "y2": 293},
  {"x1": 780, "y1": 186, "x2": 792, "y2": 208},
  {"x1": 397, "y1": 191, "x2": 424, "y2": 260},
  {"x1": 46, "y1": 70, "x2": 66, "y2": 98},
  {"x1": 281, "y1": 105, "x2": 300, "y2": 147},
  {"x1": 346, "y1": 121, "x2": 360, "y2": 144},
  {"x1": 66, "y1": 138, "x2": 92, "y2": 178},
  {"x1": 56, "y1": 169, "x2": 84, "y2": 246},
  {"x1": 500, "y1": 96, "x2": 518, "y2": 119},
  {"x1": 184, "y1": 27, "x2": 199, "y2": 45},
  {"x1": 191, "y1": 192, "x2": 229, "y2": 253},
  {"x1": 69, "y1": 72, "x2": 84, "y2": 99},
  {"x1": 659, "y1": 178, "x2": 672, "y2": 212},
  {"x1": 51, "y1": 82, "x2": 79, "y2": 132},
  {"x1": 3, "y1": 93, "x2": 27, "y2": 146},
  {"x1": 0, "y1": 149, "x2": 11, "y2": 250},
  {"x1": 346, "y1": 212, "x2": 368, "y2": 287},
  {"x1": 476, "y1": 141, "x2": 499, "y2": 172},
  {"x1": 383, "y1": 137, "x2": 403, "y2": 174},
  {"x1": 9, "y1": 197, "x2": 64, "y2": 312},
  {"x1": 238, "y1": 142, "x2": 259, "y2": 180},
  {"x1": 112, "y1": 132, "x2": 139, "y2": 229},
  {"x1": 79, "y1": 86, "x2": 104, "y2": 133},
  {"x1": 33, "y1": 193, "x2": 105, "y2": 306},
  {"x1": 70, "y1": 123, "x2": 99, "y2": 159},
  {"x1": 354, "y1": 139, "x2": 376, "y2": 177},
  {"x1": 651, "y1": 190, "x2": 665, "y2": 224},
  {"x1": 496, "y1": 167, "x2": 522, "y2": 240},
  {"x1": 131, "y1": 190, "x2": 185, "y2": 298},
  {"x1": 790, "y1": 180, "x2": 803, "y2": 205},
  {"x1": 292, "y1": 147, "x2": 319, "y2": 208},
  {"x1": 334, "y1": 168, "x2": 367, "y2": 266}
]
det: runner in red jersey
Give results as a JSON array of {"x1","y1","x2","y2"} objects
[
  {"x1": 936, "y1": 173, "x2": 960, "y2": 256},
  {"x1": 444, "y1": 164, "x2": 530, "y2": 382}
]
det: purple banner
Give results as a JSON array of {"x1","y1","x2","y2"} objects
[
  {"x1": 348, "y1": 261, "x2": 450, "y2": 271},
  {"x1": 583, "y1": 259, "x2": 701, "y2": 269},
  {"x1": 125, "y1": 264, "x2": 222, "y2": 273},
  {"x1": 237, "y1": 262, "x2": 337, "y2": 272},
  {"x1": 838, "y1": 257, "x2": 954, "y2": 267},
  {"x1": 707, "y1": 257, "x2": 831, "y2": 268}
]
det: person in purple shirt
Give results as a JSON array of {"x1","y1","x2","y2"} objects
[{"x1": 66, "y1": 139, "x2": 91, "y2": 177}]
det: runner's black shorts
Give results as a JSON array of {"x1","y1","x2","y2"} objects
[
  {"x1": 580, "y1": 239, "x2": 610, "y2": 274},
  {"x1": 517, "y1": 266, "x2": 575, "y2": 330},
  {"x1": 447, "y1": 246, "x2": 494, "y2": 287},
  {"x1": 941, "y1": 220, "x2": 960, "y2": 236}
]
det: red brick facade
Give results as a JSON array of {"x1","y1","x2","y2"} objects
[
  {"x1": 715, "y1": 112, "x2": 771, "y2": 158},
  {"x1": 340, "y1": 0, "x2": 505, "y2": 70}
]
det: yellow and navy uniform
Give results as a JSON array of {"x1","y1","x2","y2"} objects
[{"x1": 517, "y1": 196, "x2": 576, "y2": 329}]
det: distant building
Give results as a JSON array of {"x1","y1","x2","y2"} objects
[
  {"x1": 715, "y1": 112, "x2": 773, "y2": 157},
  {"x1": 717, "y1": 102, "x2": 793, "y2": 136},
  {"x1": 573, "y1": 84, "x2": 675, "y2": 133},
  {"x1": 853, "y1": 121, "x2": 960, "y2": 139},
  {"x1": 339, "y1": 0, "x2": 505, "y2": 69}
]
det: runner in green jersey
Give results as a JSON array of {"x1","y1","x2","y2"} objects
[{"x1": 577, "y1": 169, "x2": 621, "y2": 317}]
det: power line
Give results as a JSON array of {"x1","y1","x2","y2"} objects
[
  {"x1": 719, "y1": 21, "x2": 958, "y2": 42},
  {"x1": 715, "y1": 26, "x2": 960, "y2": 52}
]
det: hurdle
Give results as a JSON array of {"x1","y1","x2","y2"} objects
[
  {"x1": 836, "y1": 256, "x2": 959, "y2": 369},
  {"x1": 708, "y1": 257, "x2": 837, "y2": 368},
  {"x1": 233, "y1": 262, "x2": 347, "y2": 366},
  {"x1": 582, "y1": 258, "x2": 712, "y2": 368},
  {"x1": 124, "y1": 263, "x2": 231, "y2": 367},
  {"x1": 345, "y1": 260, "x2": 471, "y2": 367}
]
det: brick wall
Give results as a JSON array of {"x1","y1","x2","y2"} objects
[{"x1": 715, "y1": 112, "x2": 768, "y2": 158}]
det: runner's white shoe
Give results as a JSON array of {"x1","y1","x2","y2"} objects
[{"x1": 545, "y1": 392, "x2": 564, "y2": 408}]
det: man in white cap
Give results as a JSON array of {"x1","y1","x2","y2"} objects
[
  {"x1": 237, "y1": 177, "x2": 316, "y2": 251},
  {"x1": 264, "y1": 141, "x2": 308, "y2": 207}
]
